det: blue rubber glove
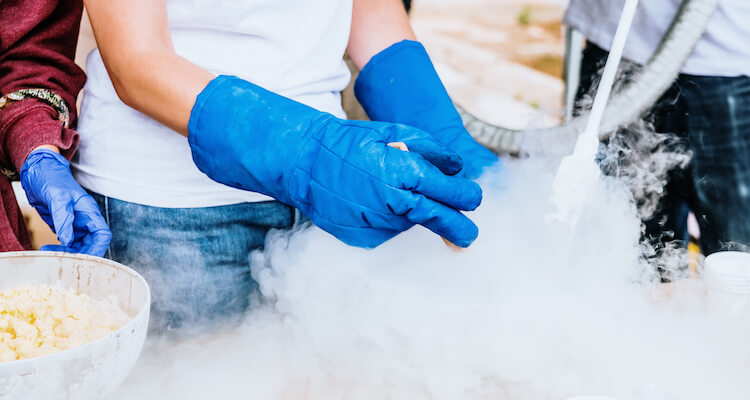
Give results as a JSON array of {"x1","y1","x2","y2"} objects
[
  {"x1": 354, "y1": 40, "x2": 498, "y2": 179},
  {"x1": 20, "y1": 149, "x2": 112, "y2": 257},
  {"x1": 189, "y1": 76, "x2": 483, "y2": 248}
]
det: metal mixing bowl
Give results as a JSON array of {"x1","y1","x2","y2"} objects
[{"x1": 0, "y1": 252, "x2": 150, "y2": 400}]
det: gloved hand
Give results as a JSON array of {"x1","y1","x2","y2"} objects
[
  {"x1": 354, "y1": 40, "x2": 498, "y2": 179},
  {"x1": 20, "y1": 149, "x2": 112, "y2": 257},
  {"x1": 189, "y1": 76, "x2": 483, "y2": 248}
]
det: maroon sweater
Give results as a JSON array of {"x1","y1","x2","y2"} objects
[{"x1": 0, "y1": 0, "x2": 85, "y2": 251}]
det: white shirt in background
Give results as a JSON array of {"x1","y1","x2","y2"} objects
[
  {"x1": 565, "y1": 0, "x2": 750, "y2": 77},
  {"x1": 73, "y1": 0, "x2": 353, "y2": 208}
]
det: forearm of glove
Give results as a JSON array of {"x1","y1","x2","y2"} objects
[
  {"x1": 189, "y1": 76, "x2": 483, "y2": 248},
  {"x1": 354, "y1": 40, "x2": 498, "y2": 179}
]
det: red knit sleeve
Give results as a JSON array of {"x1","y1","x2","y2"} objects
[
  {"x1": 0, "y1": 0, "x2": 86, "y2": 171},
  {"x1": 0, "y1": 0, "x2": 86, "y2": 251}
]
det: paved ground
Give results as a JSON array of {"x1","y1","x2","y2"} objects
[{"x1": 412, "y1": 0, "x2": 566, "y2": 128}]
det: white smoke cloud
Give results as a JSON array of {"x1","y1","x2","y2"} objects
[{"x1": 106, "y1": 157, "x2": 750, "y2": 400}]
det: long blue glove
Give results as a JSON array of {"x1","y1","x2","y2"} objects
[
  {"x1": 189, "y1": 76, "x2": 483, "y2": 248},
  {"x1": 354, "y1": 40, "x2": 498, "y2": 179},
  {"x1": 20, "y1": 149, "x2": 112, "y2": 256}
]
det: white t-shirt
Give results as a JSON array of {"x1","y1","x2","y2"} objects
[
  {"x1": 565, "y1": 0, "x2": 750, "y2": 77},
  {"x1": 73, "y1": 0, "x2": 353, "y2": 208}
]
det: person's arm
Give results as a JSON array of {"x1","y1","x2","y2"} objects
[
  {"x1": 348, "y1": 0, "x2": 498, "y2": 179},
  {"x1": 347, "y1": 0, "x2": 416, "y2": 69},
  {"x1": 0, "y1": 0, "x2": 110, "y2": 256},
  {"x1": 84, "y1": 0, "x2": 213, "y2": 136},
  {"x1": 0, "y1": 0, "x2": 85, "y2": 172},
  {"x1": 85, "y1": 0, "x2": 483, "y2": 248}
]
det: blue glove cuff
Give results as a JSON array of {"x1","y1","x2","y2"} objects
[
  {"x1": 354, "y1": 40, "x2": 464, "y2": 136},
  {"x1": 21, "y1": 149, "x2": 70, "y2": 181},
  {"x1": 187, "y1": 75, "x2": 326, "y2": 206},
  {"x1": 188, "y1": 75, "x2": 237, "y2": 178}
]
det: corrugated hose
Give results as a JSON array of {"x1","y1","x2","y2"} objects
[{"x1": 459, "y1": 0, "x2": 721, "y2": 156}]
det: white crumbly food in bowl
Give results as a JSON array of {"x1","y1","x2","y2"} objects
[{"x1": 0, "y1": 285, "x2": 129, "y2": 362}]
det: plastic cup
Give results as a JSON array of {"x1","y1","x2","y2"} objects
[{"x1": 704, "y1": 251, "x2": 750, "y2": 318}]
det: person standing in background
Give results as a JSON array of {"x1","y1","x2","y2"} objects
[
  {"x1": 0, "y1": 0, "x2": 111, "y2": 255},
  {"x1": 566, "y1": 0, "x2": 750, "y2": 258},
  {"x1": 77, "y1": 0, "x2": 496, "y2": 333}
]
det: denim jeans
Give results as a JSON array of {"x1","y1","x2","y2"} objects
[
  {"x1": 89, "y1": 192, "x2": 294, "y2": 335},
  {"x1": 578, "y1": 43, "x2": 750, "y2": 256}
]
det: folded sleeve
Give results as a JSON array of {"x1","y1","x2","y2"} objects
[{"x1": 0, "y1": 100, "x2": 79, "y2": 172}]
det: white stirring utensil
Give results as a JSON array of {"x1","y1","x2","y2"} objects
[{"x1": 549, "y1": 0, "x2": 641, "y2": 226}]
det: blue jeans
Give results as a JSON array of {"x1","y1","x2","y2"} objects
[
  {"x1": 579, "y1": 43, "x2": 750, "y2": 257},
  {"x1": 89, "y1": 192, "x2": 294, "y2": 335}
]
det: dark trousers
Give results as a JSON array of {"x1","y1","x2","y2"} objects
[{"x1": 577, "y1": 43, "x2": 750, "y2": 256}]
